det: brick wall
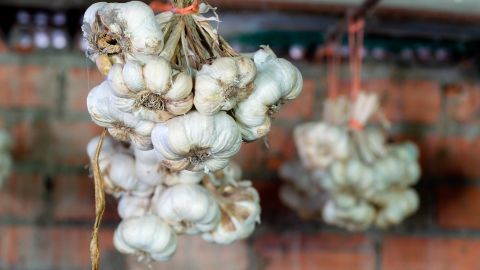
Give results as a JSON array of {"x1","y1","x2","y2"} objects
[{"x1": 1, "y1": 52, "x2": 480, "y2": 269}]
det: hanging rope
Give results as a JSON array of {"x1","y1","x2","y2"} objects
[
  {"x1": 326, "y1": 43, "x2": 340, "y2": 100},
  {"x1": 150, "y1": 0, "x2": 200, "y2": 14},
  {"x1": 348, "y1": 18, "x2": 364, "y2": 101}
]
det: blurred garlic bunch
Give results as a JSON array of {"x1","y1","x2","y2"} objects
[
  {"x1": 280, "y1": 91, "x2": 421, "y2": 231},
  {"x1": 82, "y1": 0, "x2": 302, "y2": 261},
  {"x1": 0, "y1": 129, "x2": 12, "y2": 188}
]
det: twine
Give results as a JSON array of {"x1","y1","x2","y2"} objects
[
  {"x1": 150, "y1": 0, "x2": 200, "y2": 14},
  {"x1": 90, "y1": 129, "x2": 107, "y2": 270}
]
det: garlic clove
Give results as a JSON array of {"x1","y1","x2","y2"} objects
[
  {"x1": 117, "y1": 194, "x2": 151, "y2": 219},
  {"x1": 107, "y1": 64, "x2": 130, "y2": 97},
  {"x1": 113, "y1": 215, "x2": 177, "y2": 261},
  {"x1": 164, "y1": 71, "x2": 193, "y2": 100},
  {"x1": 143, "y1": 59, "x2": 171, "y2": 94},
  {"x1": 122, "y1": 60, "x2": 145, "y2": 92},
  {"x1": 152, "y1": 184, "x2": 221, "y2": 234},
  {"x1": 165, "y1": 94, "x2": 194, "y2": 116}
]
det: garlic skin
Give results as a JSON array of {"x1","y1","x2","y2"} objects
[
  {"x1": 152, "y1": 184, "x2": 220, "y2": 234},
  {"x1": 117, "y1": 194, "x2": 151, "y2": 219},
  {"x1": 108, "y1": 59, "x2": 193, "y2": 123},
  {"x1": 82, "y1": 1, "x2": 164, "y2": 74},
  {"x1": 233, "y1": 46, "x2": 303, "y2": 141},
  {"x1": 87, "y1": 81, "x2": 155, "y2": 150},
  {"x1": 203, "y1": 180, "x2": 261, "y2": 244},
  {"x1": 194, "y1": 56, "x2": 256, "y2": 115},
  {"x1": 114, "y1": 215, "x2": 177, "y2": 261},
  {"x1": 322, "y1": 195, "x2": 375, "y2": 231},
  {"x1": 294, "y1": 123, "x2": 349, "y2": 170},
  {"x1": 151, "y1": 111, "x2": 242, "y2": 172}
]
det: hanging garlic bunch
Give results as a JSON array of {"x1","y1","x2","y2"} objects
[
  {"x1": 82, "y1": 1, "x2": 164, "y2": 75},
  {"x1": 0, "y1": 130, "x2": 12, "y2": 188},
  {"x1": 82, "y1": 0, "x2": 305, "y2": 263},
  {"x1": 280, "y1": 91, "x2": 421, "y2": 231},
  {"x1": 233, "y1": 46, "x2": 303, "y2": 141}
]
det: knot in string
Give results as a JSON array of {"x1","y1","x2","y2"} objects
[{"x1": 150, "y1": 0, "x2": 200, "y2": 15}]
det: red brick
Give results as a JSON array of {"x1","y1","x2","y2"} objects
[
  {"x1": 437, "y1": 185, "x2": 480, "y2": 229},
  {"x1": 53, "y1": 173, "x2": 119, "y2": 222},
  {"x1": 127, "y1": 236, "x2": 249, "y2": 270},
  {"x1": 0, "y1": 225, "x2": 115, "y2": 269},
  {"x1": 276, "y1": 79, "x2": 316, "y2": 120},
  {"x1": 363, "y1": 79, "x2": 403, "y2": 122},
  {"x1": 265, "y1": 126, "x2": 296, "y2": 171},
  {"x1": 382, "y1": 236, "x2": 480, "y2": 270},
  {"x1": 233, "y1": 140, "x2": 266, "y2": 172},
  {"x1": 0, "y1": 64, "x2": 58, "y2": 108},
  {"x1": 400, "y1": 80, "x2": 441, "y2": 124},
  {"x1": 51, "y1": 121, "x2": 103, "y2": 166},
  {"x1": 0, "y1": 174, "x2": 43, "y2": 218},
  {"x1": 65, "y1": 67, "x2": 104, "y2": 113},
  {"x1": 254, "y1": 233, "x2": 375, "y2": 270},
  {"x1": 11, "y1": 119, "x2": 55, "y2": 162},
  {"x1": 444, "y1": 83, "x2": 480, "y2": 124}
]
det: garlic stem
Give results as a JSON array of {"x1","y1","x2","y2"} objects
[{"x1": 160, "y1": 20, "x2": 185, "y2": 61}]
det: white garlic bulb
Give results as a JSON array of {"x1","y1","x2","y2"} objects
[
  {"x1": 133, "y1": 147, "x2": 205, "y2": 186},
  {"x1": 194, "y1": 56, "x2": 256, "y2": 115},
  {"x1": 87, "y1": 81, "x2": 155, "y2": 150},
  {"x1": 372, "y1": 189, "x2": 419, "y2": 228},
  {"x1": 294, "y1": 122, "x2": 349, "y2": 170},
  {"x1": 234, "y1": 46, "x2": 303, "y2": 141},
  {"x1": 82, "y1": 1, "x2": 164, "y2": 74},
  {"x1": 108, "y1": 59, "x2": 193, "y2": 123},
  {"x1": 151, "y1": 111, "x2": 242, "y2": 172},
  {"x1": 322, "y1": 195, "x2": 375, "y2": 231},
  {"x1": 152, "y1": 184, "x2": 220, "y2": 234},
  {"x1": 117, "y1": 194, "x2": 151, "y2": 219},
  {"x1": 203, "y1": 181, "x2": 261, "y2": 244},
  {"x1": 113, "y1": 215, "x2": 177, "y2": 261}
]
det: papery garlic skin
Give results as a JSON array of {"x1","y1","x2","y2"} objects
[
  {"x1": 294, "y1": 123, "x2": 349, "y2": 170},
  {"x1": 82, "y1": 1, "x2": 164, "y2": 74},
  {"x1": 151, "y1": 111, "x2": 242, "y2": 172},
  {"x1": 117, "y1": 194, "x2": 151, "y2": 219},
  {"x1": 87, "y1": 81, "x2": 155, "y2": 150},
  {"x1": 322, "y1": 195, "x2": 375, "y2": 231},
  {"x1": 152, "y1": 184, "x2": 220, "y2": 234},
  {"x1": 114, "y1": 215, "x2": 177, "y2": 261},
  {"x1": 234, "y1": 46, "x2": 303, "y2": 141},
  {"x1": 108, "y1": 59, "x2": 193, "y2": 123},
  {"x1": 194, "y1": 56, "x2": 256, "y2": 115},
  {"x1": 203, "y1": 181, "x2": 261, "y2": 244}
]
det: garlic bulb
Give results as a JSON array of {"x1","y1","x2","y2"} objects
[
  {"x1": 117, "y1": 194, "x2": 151, "y2": 219},
  {"x1": 234, "y1": 46, "x2": 303, "y2": 141},
  {"x1": 151, "y1": 111, "x2": 242, "y2": 172},
  {"x1": 372, "y1": 189, "x2": 419, "y2": 228},
  {"x1": 133, "y1": 147, "x2": 204, "y2": 186},
  {"x1": 114, "y1": 215, "x2": 177, "y2": 261},
  {"x1": 152, "y1": 184, "x2": 220, "y2": 234},
  {"x1": 194, "y1": 56, "x2": 256, "y2": 115},
  {"x1": 82, "y1": 1, "x2": 164, "y2": 74},
  {"x1": 322, "y1": 195, "x2": 375, "y2": 231},
  {"x1": 203, "y1": 180, "x2": 261, "y2": 244},
  {"x1": 87, "y1": 81, "x2": 155, "y2": 150},
  {"x1": 108, "y1": 59, "x2": 193, "y2": 122},
  {"x1": 294, "y1": 123, "x2": 349, "y2": 170}
]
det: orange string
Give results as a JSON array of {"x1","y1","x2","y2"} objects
[
  {"x1": 348, "y1": 18, "x2": 364, "y2": 101},
  {"x1": 150, "y1": 0, "x2": 200, "y2": 14},
  {"x1": 349, "y1": 118, "x2": 363, "y2": 130},
  {"x1": 326, "y1": 43, "x2": 339, "y2": 99}
]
